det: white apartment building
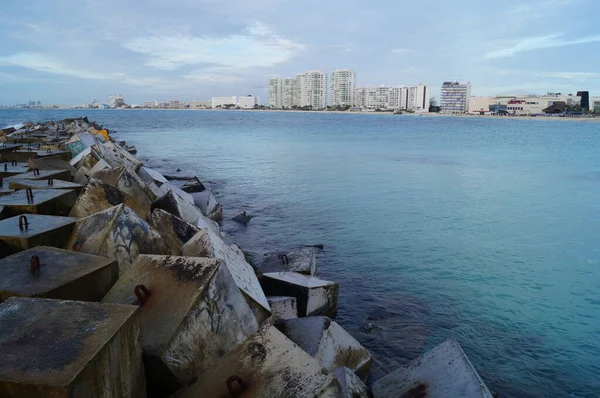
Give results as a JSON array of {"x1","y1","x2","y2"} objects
[
  {"x1": 108, "y1": 95, "x2": 125, "y2": 108},
  {"x1": 355, "y1": 84, "x2": 430, "y2": 111},
  {"x1": 407, "y1": 84, "x2": 430, "y2": 113},
  {"x1": 239, "y1": 95, "x2": 259, "y2": 109},
  {"x1": 440, "y1": 82, "x2": 471, "y2": 113},
  {"x1": 298, "y1": 70, "x2": 327, "y2": 109},
  {"x1": 282, "y1": 78, "x2": 300, "y2": 108},
  {"x1": 468, "y1": 96, "x2": 491, "y2": 113},
  {"x1": 355, "y1": 87, "x2": 366, "y2": 108},
  {"x1": 212, "y1": 96, "x2": 238, "y2": 108},
  {"x1": 331, "y1": 69, "x2": 356, "y2": 107},
  {"x1": 268, "y1": 78, "x2": 283, "y2": 108},
  {"x1": 188, "y1": 100, "x2": 212, "y2": 109},
  {"x1": 389, "y1": 87, "x2": 408, "y2": 110}
]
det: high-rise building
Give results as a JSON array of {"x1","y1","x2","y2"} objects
[
  {"x1": 407, "y1": 84, "x2": 430, "y2": 113},
  {"x1": 331, "y1": 69, "x2": 356, "y2": 107},
  {"x1": 268, "y1": 78, "x2": 283, "y2": 108},
  {"x1": 239, "y1": 95, "x2": 259, "y2": 109},
  {"x1": 108, "y1": 95, "x2": 125, "y2": 108},
  {"x1": 283, "y1": 78, "x2": 300, "y2": 108},
  {"x1": 389, "y1": 87, "x2": 409, "y2": 110},
  {"x1": 440, "y1": 82, "x2": 471, "y2": 113},
  {"x1": 211, "y1": 96, "x2": 238, "y2": 108},
  {"x1": 577, "y1": 91, "x2": 590, "y2": 111},
  {"x1": 355, "y1": 87, "x2": 367, "y2": 108},
  {"x1": 298, "y1": 71, "x2": 327, "y2": 109}
]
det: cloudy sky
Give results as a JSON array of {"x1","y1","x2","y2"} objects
[{"x1": 0, "y1": 0, "x2": 599, "y2": 105}]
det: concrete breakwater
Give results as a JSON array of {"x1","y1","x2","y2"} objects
[{"x1": 0, "y1": 118, "x2": 494, "y2": 397}]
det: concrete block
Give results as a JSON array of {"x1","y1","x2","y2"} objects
[
  {"x1": 8, "y1": 178, "x2": 83, "y2": 196},
  {"x1": 102, "y1": 255, "x2": 258, "y2": 396},
  {"x1": 0, "y1": 246, "x2": 118, "y2": 302},
  {"x1": 372, "y1": 339, "x2": 494, "y2": 398},
  {"x1": 0, "y1": 144, "x2": 21, "y2": 153},
  {"x1": 28, "y1": 156, "x2": 76, "y2": 176},
  {"x1": 260, "y1": 247, "x2": 317, "y2": 276},
  {"x1": 152, "y1": 189, "x2": 203, "y2": 225},
  {"x1": 69, "y1": 146, "x2": 92, "y2": 167},
  {"x1": 181, "y1": 176, "x2": 205, "y2": 193},
  {"x1": 0, "y1": 214, "x2": 76, "y2": 257},
  {"x1": 0, "y1": 297, "x2": 146, "y2": 397},
  {"x1": 98, "y1": 141, "x2": 142, "y2": 171},
  {"x1": 92, "y1": 166, "x2": 156, "y2": 210},
  {"x1": 191, "y1": 190, "x2": 223, "y2": 221},
  {"x1": 0, "y1": 188, "x2": 77, "y2": 217},
  {"x1": 333, "y1": 367, "x2": 369, "y2": 398},
  {"x1": 176, "y1": 325, "x2": 342, "y2": 398},
  {"x1": 275, "y1": 317, "x2": 372, "y2": 379},
  {"x1": 0, "y1": 189, "x2": 13, "y2": 197},
  {"x1": 64, "y1": 204, "x2": 168, "y2": 275},
  {"x1": 261, "y1": 272, "x2": 338, "y2": 317},
  {"x1": 1, "y1": 149, "x2": 38, "y2": 163},
  {"x1": 148, "y1": 208, "x2": 200, "y2": 255},
  {"x1": 6, "y1": 168, "x2": 71, "y2": 182},
  {"x1": 0, "y1": 162, "x2": 29, "y2": 178},
  {"x1": 69, "y1": 178, "x2": 149, "y2": 219},
  {"x1": 267, "y1": 296, "x2": 298, "y2": 321},
  {"x1": 182, "y1": 228, "x2": 271, "y2": 321}
]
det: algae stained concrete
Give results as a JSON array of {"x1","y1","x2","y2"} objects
[
  {"x1": 8, "y1": 178, "x2": 84, "y2": 196},
  {"x1": 266, "y1": 296, "x2": 298, "y2": 322},
  {"x1": 261, "y1": 272, "x2": 339, "y2": 317},
  {"x1": 0, "y1": 297, "x2": 146, "y2": 397},
  {"x1": 372, "y1": 339, "x2": 494, "y2": 398},
  {"x1": 275, "y1": 317, "x2": 372, "y2": 380},
  {"x1": 175, "y1": 325, "x2": 342, "y2": 398},
  {"x1": 102, "y1": 255, "x2": 258, "y2": 397},
  {"x1": 148, "y1": 208, "x2": 200, "y2": 255},
  {"x1": 0, "y1": 246, "x2": 118, "y2": 303},
  {"x1": 64, "y1": 204, "x2": 168, "y2": 275},
  {"x1": 260, "y1": 247, "x2": 317, "y2": 276},
  {"x1": 69, "y1": 178, "x2": 149, "y2": 219},
  {"x1": 333, "y1": 367, "x2": 369, "y2": 398}
]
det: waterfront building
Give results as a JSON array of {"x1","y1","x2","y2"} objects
[
  {"x1": 188, "y1": 100, "x2": 211, "y2": 109},
  {"x1": 298, "y1": 71, "x2": 327, "y2": 109},
  {"x1": 592, "y1": 97, "x2": 600, "y2": 113},
  {"x1": 577, "y1": 91, "x2": 590, "y2": 111},
  {"x1": 331, "y1": 69, "x2": 356, "y2": 107},
  {"x1": 282, "y1": 78, "x2": 300, "y2": 108},
  {"x1": 169, "y1": 100, "x2": 184, "y2": 109},
  {"x1": 143, "y1": 101, "x2": 158, "y2": 108},
  {"x1": 108, "y1": 95, "x2": 125, "y2": 108},
  {"x1": 355, "y1": 87, "x2": 367, "y2": 108},
  {"x1": 468, "y1": 97, "x2": 491, "y2": 113},
  {"x1": 406, "y1": 84, "x2": 430, "y2": 113},
  {"x1": 489, "y1": 93, "x2": 582, "y2": 115},
  {"x1": 238, "y1": 95, "x2": 259, "y2": 109},
  {"x1": 389, "y1": 87, "x2": 408, "y2": 110},
  {"x1": 354, "y1": 84, "x2": 429, "y2": 111},
  {"x1": 268, "y1": 78, "x2": 283, "y2": 108},
  {"x1": 212, "y1": 96, "x2": 238, "y2": 108},
  {"x1": 440, "y1": 82, "x2": 471, "y2": 113}
]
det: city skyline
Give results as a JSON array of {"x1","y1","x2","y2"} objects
[{"x1": 2, "y1": 0, "x2": 600, "y2": 105}]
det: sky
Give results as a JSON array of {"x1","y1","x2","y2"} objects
[{"x1": 0, "y1": 0, "x2": 599, "y2": 105}]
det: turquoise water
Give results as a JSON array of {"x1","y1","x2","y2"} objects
[{"x1": 2, "y1": 109, "x2": 600, "y2": 397}]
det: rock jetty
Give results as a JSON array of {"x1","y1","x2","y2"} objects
[{"x1": 0, "y1": 118, "x2": 494, "y2": 397}]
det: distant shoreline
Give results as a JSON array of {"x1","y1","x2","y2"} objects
[{"x1": 3, "y1": 107, "x2": 600, "y2": 123}]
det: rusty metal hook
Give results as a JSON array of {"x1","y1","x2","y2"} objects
[
  {"x1": 134, "y1": 285, "x2": 151, "y2": 305},
  {"x1": 11, "y1": 160, "x2": 17, "y2": 166},
  {"x1": 30, "y1": 255, "x2": 40, "y2": 274},
  {"x1": 3, "y1": 164, "x2": 6, "y2": 172},
  {"x1": 280, "y1": 254, "x2": 289, "y2": 266},
  {"x1": 226, "y1": 376, "x2": 247, "y2": 397},
  {"x1": 33, "y1": 168, "x2": 40, "y2": 176},
  {"x1": 0, "y1": 177, "x2": 3, "y2": 187},
  {"x1": 48, "y1": 177, "x2": 54, "y2": 186},
  {"x1": 46, "y1": 148, "x2": 51, "y2": 154},
  {"x1": 18, "y1": 215, "x2": 29, "y2": 231},
  {"x1": 26, "y1": 188, "x2": 34, "y2": 203}
]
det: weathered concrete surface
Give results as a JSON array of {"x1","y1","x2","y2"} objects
[
  {"x1": 73, "y1": 157, "x2": 110, "y2": 185},
  {"x1": 260, "y1": 247, "x2": 317, "y2": 276},
  {"x1": 148, "y1": 208, "x2": 200, "y2": 255},
  {"x1": 191, "y1": 190, "x2": 223, "y2": 221},
  {"x1": 232, "y1": 211, "x2": 252, "y2": 226},
  {"x1": 275, "y1": 317, "x2": 372, "y2": 379},
  {"x1": 92, "y1": 166, "x2": 156, "y2": 210},
  {"x1": 0, "y1": 163, "x2": 29, "y2": 178},
  {"x1": 0, "y1": 297, "x2": 146, "y2": 397},
  {"x1": 102, "y1": 255, "x2": 258, "y2": 397},
  {"x1": 0, "y1": 246, "x2": 118, "y2": 302},
  {"x1": 6, "y1": 168, "x2": 71, "y2": 182},
  {"x1": 69, "y1": 178, "x2": 149, "y2": 219},
  {"x1": 8, "y1": 178, "x2": 84, "y2": 195},
  {"x1": 372, "y1": 339, "x2": 494, "y2": 398},
  {"x1": 0, "y1": 189, "x2": 13, "y2": 198},
  {"x1": 182, "y1": 228, "x2": 272, "y2": 321},
  {"x1": 0, "y1": 150, "x2": 38, "y2": 163},
  {"x1": 0, "y1": 188, "x2": 77, "y2": 218},
  {"x1": 267, "y1": 296, "x2": 298, "y2": 322},
  {"x1": 0, "y1": 143, "x2": 21, "y2": 153},
  {"x1": 181, "y1": 177, "x2": 205, "y2": 193},
  {"x1": 152, "y1": 189, "x2": 203, "y2": 225},
  {"x1": 65, "y1": 204, "x2": 168, "y2": 275},
  {"x1": 333, "y1": 367, "x2": 369, "y2": 398},
  {"x1": 176, "y1": 325, "x2": 342, "y2": 398},
  {"x1": 97, "y1": 141, "x2": 143, "y2": 171},
  {"x1": 0, "y1": 214, "x2": 76, "y2": 257},
  {"x1": 261, "y1": 272, "x2": 338, "y2": 317},
  {"x1": 28, "y1": 157, "x2": 76, "y2": 176}
]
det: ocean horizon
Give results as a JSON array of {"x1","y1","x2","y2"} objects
[{"x1": 2, "y1": 109, "x2": 599, "y2": 397}]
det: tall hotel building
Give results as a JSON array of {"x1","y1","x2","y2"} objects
[{"x1": 440, "y1": 81, "x2": 471, "y2": 113}]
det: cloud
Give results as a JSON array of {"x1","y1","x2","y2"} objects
[
  {"x1": 0, "y1": 52, "x2": 118, "y2": 80},
  {"x1": 123, "y1": 21, "x2": 305, "y2": 71},
  {"x1": 486, "y1": 33, "x2": 600, "y2": 59},
  {"x1": 391, "y1": 48, "x2": 410, "y2": 53},
  {"x1": 536, "y1": 71, "x2": 600, "y2": 79},
  {"x1": 183, "y1": 74, "x2": 242, "y2": 83}
]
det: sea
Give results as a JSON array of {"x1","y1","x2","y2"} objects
[{"x1": 2, "y1": 109, "x2": 599, "y2": 397}]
